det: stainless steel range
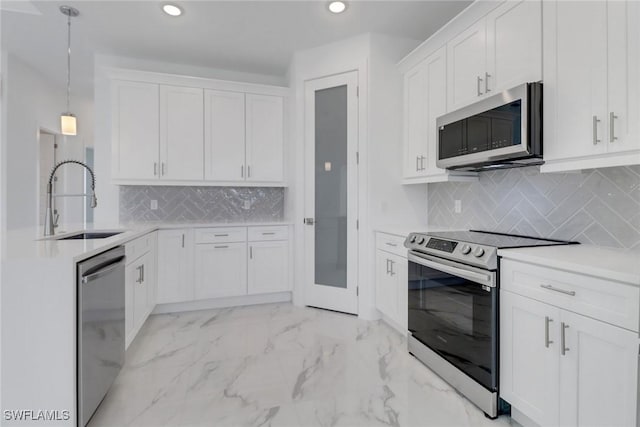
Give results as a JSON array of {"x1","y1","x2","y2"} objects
[{"x1": 404, "y1": 230, "x2": 576, "y2": 418}]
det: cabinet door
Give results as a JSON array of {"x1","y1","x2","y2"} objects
[
  {"x1": 607, "y1": 0, "x2": 640, "y2": 154},
  {"x1": 500, "y1": 290, "x2": 560, "y2": 426},
  {"x1": 245, "y1": 94, "x2": 284, "y2": 182},
  {"x1": 156, "y1": 229, "x2": 194, "y2": 304},
  {"x1": 485, "y1": 0, "x2": 542, "y2": 93},
  {"x1": 543, "y1": 1, "x2": 608, "y2": 162},
  {"x1": 447, "y1": 19, "x2": 487, "y2": 111},
  {"x1": 124, "y1": 262, "x2": 136, "y2": 346},
  {"x1": 195, "y1": 242, "x2": 247, "y2": 299},
  {"x1": 112, "y1": 80, "x2": 159, "y2": 180},
  {"x1": 375, "y1": 251, "x2": 397, "y2": 322},
  {"x1": 248, "y1": 240, "x2": 288, "y2": 294},
  {"x1": 424, "y1": 46, "x2": 448, "y2": 176},
  {"x1": 204, "y1": 90, "x2": 246, "y2": 181},
  {"x1": 132, "y1": 256, "x2": 147, "y2": 331},
  {"x1": 403, "y1": 62, "x2": 428, "y2": 178},
  {"x1": 159, "y1": 85, "x2": 204, "y2": 180},
  {"x1": 394, "y1": 255, "x2": 408, "y2": 332},
  {"x1": 559, "y1": 310, "x2": 638, "y2": 427}
]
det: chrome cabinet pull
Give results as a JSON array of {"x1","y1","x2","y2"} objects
[
  {"x1": 386, "y1": 259, "x2": 391, "y2": 274},
  {"x1": 545, "y1": 316, "x2": 554, "y2": 348},
  {"x1": 540, "y1": 284, "x2": 576, "y2": 296},
  {"x1": 610, "y1": 112, "x2": 618, "y2": 142},
  {"x1": 241, "y1": 165, "x2": 244, "y2": 178},
  {"x1": 214, "y1": 245, "x2": 229, "y2": 249},
  {"x1": 593, "y1": 116, "x2": 601, "y2": 145},
  {"x1": 262, "y1": 232, "x2": 276, "y2": 235},
  {"x1": 248, "y1": 165, "x2": 251, "y2": 178},
  {"x1": 561, "y1": 322, "x2": 569, "y2": 356},
  {"x1": 161, "y1": 163, "x2": 166, "y2": 176},
  {"x1": 416, "y1": 156, "x2": 420, "y2": 172},
  {"x1": 389, "y1": 260, "x2": 395, "y2": 276},
  {"x1": 214, "y1": 234, "x2": 229, "y2": 237},
  {"x1": 154, "y1": 162, "x2": 158, "y2": 176},
  {"x1": 249, "y1": 246, "x2": 253, "y2": 259},
  {"x1": 304, "y1": 218, "x2": 315, "y2": 225},
  {"x1": 477, "y1": 76, "x2": 483, "y2": 96},
  {"x1": 136, "y1": 265, "x2": 143, "y2": 283},
  {"x1": 385, "y1": 242, "x2": 398, "y2": 247},
  {"x1": 485, "y1": 72, "x2": 491, "y2": 92},
  {"x1": 420, "y1": 156, "x2": 426, "y2": 171},
  {"x1": 181, "y1": 233, "x2": 185, "y2": 248}
]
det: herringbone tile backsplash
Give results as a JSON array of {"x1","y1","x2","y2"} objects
[
  {"x1": 119, "y1": 186, "x2": 284, "y2": 223},
  {"x1": 428, "y1": 166, "x2": 640, "y2": 251}
]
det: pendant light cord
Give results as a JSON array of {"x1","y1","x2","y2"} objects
[{"x1": 66, "y1": 13, "x2": 71, "y2": 114}]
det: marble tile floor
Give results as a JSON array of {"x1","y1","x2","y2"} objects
[{"x1": 89, "y1": 303, "x2": 515, "y2": 427}]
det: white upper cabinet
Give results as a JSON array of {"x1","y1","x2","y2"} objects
[
  {"x1": 160, "y1": 85, "x2": 204, "y2": 180},
  {"x1": 108, "y1": 71, "x2": 288, "y2": 185},
  {"x1": 204, "y1": 90, "x2": 246, "y2": 181},
  {"x1": 447, "y1": 19, "x2": 487, "y2": 111},
  {"x1": 112, "y1": 80, "x2": 159, "y2": 180},
  {"x1": 542, "y1": 0, "x2": 640, "y2": 172},
  {"x1": 403, "y1": 62, "x2": 428, "y2": 178},
  {"x1": 246, "y1": 94, "x2": 284, "y2": 183},
  {"x1": 485, "y1": 0, "x2": 542, "y2": 92},
  {"x1": 447, "y1": 0, "x2": 542, "y2": 112}
]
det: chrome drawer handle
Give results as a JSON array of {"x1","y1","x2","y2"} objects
[
  {"x1": 385, "y1": 242, "x2": 398, "y2": 247},
  {"x1": 593, "y1": 116, "x2": 601, "y2": 145},
  {"x1": 262, "y1": 232, "x2": 276, "y2": 235},
  {"x1": 214, "y1": 245, "x2": 228, "y2": 249},
  {"x1": 610, "y1": 112, "x2": 618, "y2": 142},
  {"x1": 477, "y1": 75, "x2": 483, "y2": 96},
  {"x1": 540, "y1": 284, "x2": 575, "y2": 296},
  {"x1": 214, "y1": 234, "x2": 229, "y2": 237}
]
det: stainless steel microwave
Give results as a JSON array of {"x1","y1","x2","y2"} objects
[{"x1": 436, "y1": 82, "x2": 542, "y2": 172}]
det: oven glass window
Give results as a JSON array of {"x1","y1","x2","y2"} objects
[{"x1": 408, "y1": 260, "x2": 497, "y2": 391}]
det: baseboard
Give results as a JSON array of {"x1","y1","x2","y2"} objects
[{"x1": 152, "y1": 292, "x2": 292, "y2": 314}]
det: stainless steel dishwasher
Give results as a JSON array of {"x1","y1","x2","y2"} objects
[{"x1": 77, "y1": 246, "x2": 126, "y2": 426}]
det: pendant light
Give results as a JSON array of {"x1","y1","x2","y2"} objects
[{"x1": 60, "y1": 5, "x2": 79, "y2": 136}]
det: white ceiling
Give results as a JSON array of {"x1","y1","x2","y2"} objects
[{"x1": 1, "y1": 0, "x2": 471, "y2": 98}]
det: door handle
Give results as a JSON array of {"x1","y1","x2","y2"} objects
[
  {"x1": 593, "y1": 116, "x2": 601, "y2": 145},
  {"x1": 544, "y1": 316, "x2": 554, "y2": 348},
  {"x1": 561, "y1": 322, "x2": 569, "y2": 356},
  {"x1": 610, "y1": 112, "x2": 618, "y2": 142},
  {"x1": 477, "y1": 75, "x2": 483, "y2": 96},
  {"x1": 304, "y1": 218, "x2": 315, "y2": 225}
]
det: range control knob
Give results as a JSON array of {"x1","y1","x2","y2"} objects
[
  {"x1": 417, "y1": 237, "x2": 426, "y2": 245},
  {"x1": 473, "y1": 247, "x2": 485, "y2": 258},
  {"x1": 461, "y1": 244, "x2": 472, "y2": 255},
  {"x1": 410, "y1": 235, "x2": 417, "y2": 243}
]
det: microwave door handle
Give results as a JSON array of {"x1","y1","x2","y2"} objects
[{"x1": 408, "y1": 253, "x2": 494, "y2": 287}]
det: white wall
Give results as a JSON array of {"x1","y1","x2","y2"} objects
[
  {"x1": 2, "y1": 53, "x2": 92, "y2": 230},
  {"x1": 287, "y1": 33, "x2": 425, "y2": 319},
  {"x1": 92, "y1": 54, "x2": 288, "y2": 224}
]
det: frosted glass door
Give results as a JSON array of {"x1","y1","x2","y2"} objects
[
  {"x1": 315, "y1": 85, "x2": 348, "y2": 289},
  {"x1": 304, "y1": 71, "x2": 358, "y2": 315}
]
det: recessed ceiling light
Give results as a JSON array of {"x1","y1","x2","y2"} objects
[
  {"x1": 328, "y1": 1, "x2": 347, "y2": 14},
  {"x1": 162, "y1": 4, "x2": 182, "y2": 16}
]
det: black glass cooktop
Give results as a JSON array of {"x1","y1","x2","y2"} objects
[{"x1": 425, "y1": 230, "x2": 575, "y2": 249}]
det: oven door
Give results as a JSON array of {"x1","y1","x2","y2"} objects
[{"x1": 408, "y1": 251, "x2": 497, "y2": 391}]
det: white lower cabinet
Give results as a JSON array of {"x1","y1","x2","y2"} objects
[
  {"x1": 500, "y1": 260, "x2": 639, "y2": 427},
  {"x1": 248, "y1": 240, "x2": 289, "y2": 294},
  {"x1": 375, "y1": 233, "x2": 408, "y2": 332},
  {"x1": 156, "y1": 229, "x2": 194, "y2": 304},
  {"x1": 125, "y1": 232, "x2": 157, "y2": 348},
  {"x1": 195, "y1": 242, "x2": 247, "y2": 299}
]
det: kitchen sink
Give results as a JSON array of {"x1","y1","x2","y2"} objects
[{"x1": 56, "y1": 231, "x2": 124, "y2": 240}]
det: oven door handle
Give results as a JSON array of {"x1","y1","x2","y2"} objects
[{"x1": 408, "y1": 253, "x2": 495, "y2": 287}]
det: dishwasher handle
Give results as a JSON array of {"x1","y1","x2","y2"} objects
[{"x1": 81, "y1": 257, "x2": 126, "y2": 284}]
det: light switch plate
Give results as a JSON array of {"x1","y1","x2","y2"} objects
[
  {"x1": 150, "y1": 200, "x2": 158, "y2": 210},
  {"x1": 243, "y1": 200, "x2": 251, "y2": 210}
]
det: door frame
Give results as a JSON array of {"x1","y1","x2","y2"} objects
[{"x1": 303, "y1": 71, "x2": 359, "y2": 315}]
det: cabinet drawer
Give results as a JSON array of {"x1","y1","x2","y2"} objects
[
  {"x1": 126, "y1": 232, "x2": 156, "y2": 263},
  {"x1": 248, "y1": 226, "x2": 288, "y2": 241},
  {"x1": 195, "y1": 227, "x2": 247, "y2": 244},
  {"x1": 501, "y1": 259, "x2": 639, "y2": 332},
  {"x1": 375, "y1": 233, "x2": 407, "y2": 258}
]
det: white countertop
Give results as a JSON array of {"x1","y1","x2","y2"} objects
[
  {"x1": 498, "y1": 244, "x2": 640, "y2": 286},
  {"x1": 3, "y1": 221, "x2": 294, "y2": 262}
]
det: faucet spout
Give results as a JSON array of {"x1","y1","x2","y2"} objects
[{"x1": 44, "y1": 159, "x2": 97, "y2": 236}]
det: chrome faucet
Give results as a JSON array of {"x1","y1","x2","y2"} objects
[{"x1": 44, "y1": 159, "x2": 97, "y2": 236}]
